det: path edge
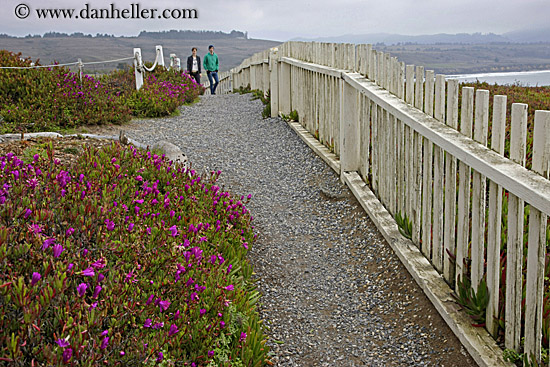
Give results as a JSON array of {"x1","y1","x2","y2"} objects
[
  {"x1": 286, "y1": 120, "x2": 512, "y2": 367},
  {"x1": 0, "y1": 131, "x2": 188, "y2": 169}
]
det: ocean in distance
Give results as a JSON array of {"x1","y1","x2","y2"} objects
[{"x1": 446, "y1": 69, "x2": 550, "y2": 86}]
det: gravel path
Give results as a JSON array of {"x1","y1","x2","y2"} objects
[{"x1": 114, "y1": 94, "x2": 478, "y2": 366}]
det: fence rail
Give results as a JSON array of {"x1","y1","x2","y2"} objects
[{"x1": 227, "y1": 41, "x2": 550, "y2": 366}]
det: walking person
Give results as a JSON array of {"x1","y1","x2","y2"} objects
[
  {"x1": 187, "y1": 47, "x2": 201, "y2": 84},
  {"x1": 203, "y1": 45, "x2": 219, "y2": 95}
]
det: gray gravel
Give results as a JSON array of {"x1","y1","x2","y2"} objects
[{"x1": 120, "y1": 94, "x2": 478, "y2": 367}]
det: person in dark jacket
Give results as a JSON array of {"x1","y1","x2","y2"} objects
[{"x1": 187, "y1": 47, "x2": 201, "y2": 84}]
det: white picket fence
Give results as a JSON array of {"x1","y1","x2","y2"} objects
[{"x1": 226, "y1": 41, "x2": 550, "y2": 366}]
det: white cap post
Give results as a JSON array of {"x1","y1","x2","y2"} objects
[
  {"x1": 156, "y1": 45, "x2": 165, "y2": 68},
  {"x1": 134, "y1": 48, "x2": 144, "y2": 90}
]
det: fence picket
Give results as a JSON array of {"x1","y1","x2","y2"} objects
[
  {"x1": 471, "y1": 90, "x2": 489, "y2": 289},
  {"x1": 486, "y1": 95, "x2": 507, "y2": 338},
  {"x1": 456, "y1": 87, "x2": 474, "y2": 286},
  {"x1": 421, "y1": 70, "x2": 435, "y2": 258},
  {"x1": 412, "y1": 66, "x2": 424, "y2": 246},
  {"x1": 505, "y1": 103, "x2": 528, "y2": 352},
  {"x1": 524, "y1": 111, "x2": 550, "y2": 362},
  {"x1": 432, "y1": 74, "x2": 446, "y2": 271}
]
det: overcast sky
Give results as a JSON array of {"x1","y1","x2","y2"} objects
[{"x1": 1, "y1": 0, "x2": 549, "y2": 41}]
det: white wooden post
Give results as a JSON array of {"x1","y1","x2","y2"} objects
[
  {"x1": 524, "y1": 110, "x2": 550, "y2": 363},
  {"x1": 156, "y1": 45, "x2": 165, "y2": 68},
  {"x1": 443, "y1": 79, "x2": 459, "y2": 284},
  {"x1": 456, "y1": 86, "x2": 474, "y2": 286},
  {"x1": 270, "y1": 48, "x2": 279, "y2": 117},
  {"x1": 486, "y1": 95, "x2": 507, "y2": 338},
  {"x1": 175, "y1": 58, "x2": 181, "y2": 71},
  {"x1": 133, "y1": 47, "x2": 144, "y2": 90},
  {"x1": 339, "y1": 78, "x2": 359, "y2": 176},
  {"x1": 505, "y1": 103, "x2": 528, "y2": 352},
  {"x1": 471, "y1": 89, "x2": 489, "y2": 289},
  {"x1": 279, "y1": 61, "x2": 291, "y2": 115},
  {"x1": 170, "y1": 53, "x2": 176, "y2": 69},
  {"x1": 263, "y1": 58, "x2": 270, "y2": 94}
]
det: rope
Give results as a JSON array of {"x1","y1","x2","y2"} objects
[
  {"x1": 0, "y1": 56, "x2": 134, "y2": 70},
  {"x1": 142, "y1": 49, "x2": 160, "y2": 72}
]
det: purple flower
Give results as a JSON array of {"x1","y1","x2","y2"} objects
[
  {"x1": 168, "y1": 324, "x2": 179, "y2": 336},
  {"x1": 81, "y1": 267, "x2": 95, "y2": 277},
  {"x1": 152, "y1": 322, "x2": 164, "y2": 329},
  {"x1": 42, "y1": 238, "x2": 55, "y2": 250},
  {"x1": 55, "y1": 338, "x2": 70, "y2": 348},
  {"x1": 62, "y1": 348, "x2": 72, "y2": 363},
  {"x1": 208, "y1": 350, "x2": 214, "y2": 358},
  {"x1": 101, "y1": 329, "x2": 109, "y2": 336},
  {"x1": 158, "y1": 300, "x2": 171, "y2": 312},
  {"x1": 226, "y1": 264, "x2": 232, "y2": 274},
  {"x1": 65, "y1": 227, "x2": 74, "y2": 237},
  {"x1": 157, "y1": 352, "x2": 163, "y2": 362},
  {"x1": 91, "y1": 259, "x2": 106, "y2": 269},
  {"x1": 31, "y1": 272, "x2": 41, "y2": 286},
  {"x1": 169, "y1": 225, "x2": 178, "y2": 237},
  {"x1": 57, "y1": 170, "x2": 71, "y2": 188},
  {"x1": 24, "y1": 208, "x2": 32, "y2": 219},
  {"x1": 144, "y1": 319, "x2": 152, "y2": 328},
  {"x1": 105, "y1": 219, "x2": 115, "y2": 231},
  {"x1": 127, "y1": 223, "x2": 134, "y2": 232},
  {"x1": 93, "y1": 285, "x2": 102, "y2": 298},
  {"x1": 200, "y1": 308, "x2": 206, "y2": 316},
  {"x1": 30, "y1": 224, "x2": 41, "y2": 234},
  {"x1": 220, "y1": 321, "x2": 226, "y2": 328},
  {"x1": 224, "y1": 285, "x2": 234, "y2": 291},
  {"x1": 77, "y1": 283, "x2": 87, "y2": 297},
  {"x1": 174, "y1": 310, "x2": 181, "y2": 320},
  {"x1": 100, "y1": 336, "x2": 109, "y2": 349},
  {"x1": 98, "y1": 273, "x2": 105, "y2": 282},
  {"x1": 52, "y1": 244, "x2": 64, "y2": 258},
  {"x1": 146, "y1": 294, "x2": 155, "y2": 305},
  {"x1": 239, "y1": 332, "x2": 247, "y2": 342}
]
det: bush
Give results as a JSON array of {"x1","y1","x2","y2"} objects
[
  {"x1": 0, "y1": 142, "x2": 269, "y2": 366},
  {"x1": 0, "y1": 50, "x2": 205, "y2": 133}
]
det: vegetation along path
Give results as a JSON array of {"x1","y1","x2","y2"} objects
[{"x1": 108, "y1": 93, "x2": 477, "y2": 366}]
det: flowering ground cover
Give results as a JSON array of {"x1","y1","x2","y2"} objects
[
  {"x1": 0, "y1": 140, "x2": 269, "y2": 366},
  {"x1": 0, "y1": 50, "x2": 205, "y2": 133}
]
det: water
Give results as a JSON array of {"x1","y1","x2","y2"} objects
[{"x1": 446, "y1": 69, "x2": 550, "y2": 86}]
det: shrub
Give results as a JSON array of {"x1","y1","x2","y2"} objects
[{"x1": 0, "y1": 142, "x2": 269, "y2": 366}]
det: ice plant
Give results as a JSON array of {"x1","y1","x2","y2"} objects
[
  {"x1": 55, "y1": 338, "x2": 70, "y2": 348},
  {"x1": 168, "y1": 324, "x2": 179, "y2": 336},
  {"x1": 52, "y1": 244, "x2": 64, "y2": 258},
  {"x1": 31, "y1": 272, "x2": 41, "y2": 286},
  {"x1": 62, "y1": 348, "x2": 72, "y2": 363},
  {"x1": 77, "y1": 283, "x2": 87, "y2": 297},
  {"x1": 100, "y1": 337, "x2": 109, "y2": 349},
  {"x1": 81, "y1": 267, "x2": 95, "y2": 277}
]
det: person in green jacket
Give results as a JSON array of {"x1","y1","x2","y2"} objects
[{"x1": 203, "y1": 45, "x2": 219, "y2": 95}]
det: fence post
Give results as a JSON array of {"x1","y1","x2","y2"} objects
[
  {"x1": 156, "y1": 45, "x2": 165, "y2": 68},
  {"x1": 339, "y1": 77, "x2": 359, "y2": 177},
  {"x1": 279, "y1": 60, "x2": 291, "y2": 115},
  {"x1": 170, "y1": 53, "x2": 177, "y2": 69},
  {"x1": 133, "y1": 48, "x2": 144, "y2": 90},
  {"x1": 77, "y1": 58, "x2": 83, "y2": 83},
  {"x1": 270, "y1": 48, "x2": 279, "y2": 118}
]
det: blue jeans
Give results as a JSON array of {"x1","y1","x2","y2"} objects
[{"x1": 207, "y1": 71, "x2": 219, "y2": 94}]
